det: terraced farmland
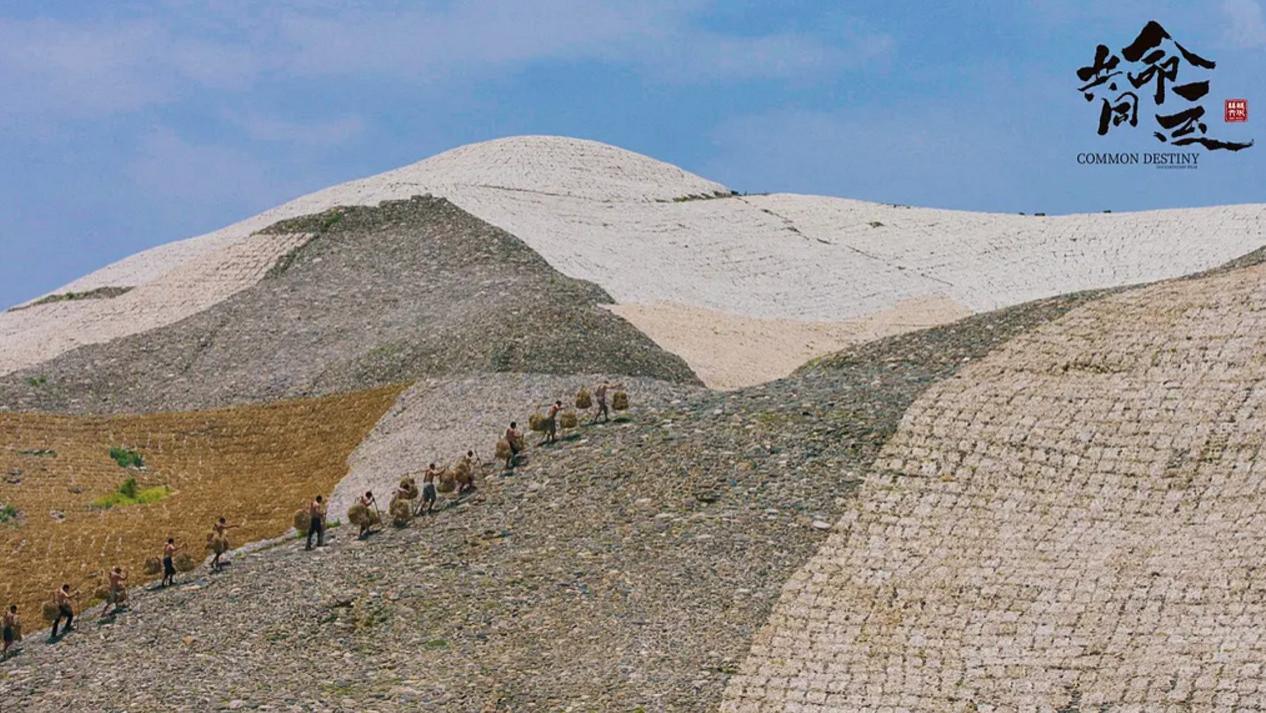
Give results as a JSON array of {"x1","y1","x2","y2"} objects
[{"x1": 0, "y1": 385, "x2": 400, "y2": 618}]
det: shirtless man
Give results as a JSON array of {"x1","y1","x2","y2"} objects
[
  {"x1": 100, "y1": 566, "x2": 128, "y2": 616},
  {"x1": 2, "y1": 605, "x2": 18, "y2": 660},
  {"x1": 504, "y1": 422, "x2": 523, "y2": 470},
  {"x1": 211, "y1": 517, "x2": 240, "y2": 571},
  {"x1": 545, "y1": 400, "x2": 563, "y2": 444},
  {"x1": 50, "y1": 584, "x2": 78, "y2": 639},
  {"x1": 418, "y1": 464, "x2": 440, "y2": 515},
  {"x1": 458, "y1": 450, "x2": 479, "y2": 495},
  {"x1": 305, "y1": 495, "x2": 326, "y2": 550},
  {"x1": 593, "y1": 380, "x2": 624, "y2": 424},
  {"x1": 356, "y1": 491, "x2": 379, "y2": 539},
  {"x1": 161, "y1": 538, "x2": 182, "y2": 587}
]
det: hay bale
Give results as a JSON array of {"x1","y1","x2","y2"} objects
[
  {"x1": 576, "y1": 387, "x2": 592, "y2": 410},
  {"x1": 495, "y1": 439, "x2": 511, "y2": 460},
  {"x1": 399, "y1": 477, "x2": 419, "y2": 500},
  {"x1": 293, "y1": 508, "x2": 311, "y2": 532},
  {"x1": 437, "y1": 468, "x2": 457, "y2": 494},
  {"x1": 348, "y1": 503, "x2": 371, "y2": 527},
  {"x1": 454, "y1": 461, "x2": 474, "y2": 487},
  {"x1": 389, "y1": 499, "x2": 412, "y2": 527},
  {"x1": 174, "y1": 553, "x2": 196, "y2": 572},
  {"x1": 41, "y1": 601, "x2": 59, "y2": 623},
  {"x1": 612, "y1": 391, "x2": 629, "y2": 411},
  {"x1": 528, "y1": 413, "x2": 547, "y2": 433},
  {"x1": 559, "y1": 411, "x2": 578, "y2": 429},
  {"x1": 207, "y1": 535, "x2": 230, "y2": 555},
  {"x1": 143, "y1": 557, "x2": 162, "y2": 576}
]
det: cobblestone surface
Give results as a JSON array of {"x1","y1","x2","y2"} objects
[
  {"x1": 0, "y1": 285, "x2": 1109, "y2": 711},
  {"x1": 723, "y1": 261, "x2": 1266, "y2": 711}
]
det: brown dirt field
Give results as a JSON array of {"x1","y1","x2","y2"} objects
[{"x1": 0, "y1": 385, "x2": 401, "y2": 620}]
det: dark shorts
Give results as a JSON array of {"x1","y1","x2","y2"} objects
[
  {"x1": 2, "y1": 626, "x2": 13, "y2": 644},
  {"x1": 163, "y1": 556, "x2": 176, "y2": 576},
  {"x1": 423, "y1": 483, "x2": 437, "y2": 502}
]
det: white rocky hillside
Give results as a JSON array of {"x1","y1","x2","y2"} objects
[{"x1": 5, "y1": 135, "x2": 1264, "y2": 388}]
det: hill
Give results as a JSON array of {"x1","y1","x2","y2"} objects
[
  {"x1": 0, "y1": 196, "x2": 696, "y2": 414},
  {"x1": 5, "y1": 136, "x2": 1263, "y2": 389}
]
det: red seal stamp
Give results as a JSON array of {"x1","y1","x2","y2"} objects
[{"x1": 1225, "y1": 99, "x2": 1247, "y2": 122}]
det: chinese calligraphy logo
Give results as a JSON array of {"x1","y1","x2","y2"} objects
[{"x1": 1078, "y1": 21, "x2": 1253, "y2": 151}]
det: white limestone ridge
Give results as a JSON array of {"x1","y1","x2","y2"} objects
[{"x1": 3, "y1": 135, "x2": 1265, "y2": 387}]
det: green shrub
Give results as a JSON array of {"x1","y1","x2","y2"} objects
[
  {"x1": 92, "y1": 480, "x2": 169, "y2": 509},
  {"x1": 0, "y1": 503, "x2": 18, "y2": 524},
  {"x1": 109, "y1": 447, "x2": 144, "y2": 469}
]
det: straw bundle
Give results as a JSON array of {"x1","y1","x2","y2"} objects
[
  {"x1": 612, "y1": 391, "x2": 629, "y2": 411},
  {"x1": 143, "y1": 558, "x2": 163, "y2": 576},
  {"x1": 205, "y1": 534, "x2": 230, "y2": 555},
  {"x1": 495, "y1": 439, "x2": 511, "y2": 460},
  {"x1": 348, "y1": 503, "x2": 371, "y2": 527},
  {"x1": 174, "y1": 553, "x2": 196, "y2": 572},
  {"x1": 559, "y1": 411, "x2": 578, "y2": 429},
  {"x1": 398, "y1": 477, "x2": 420, "y2": 500},
  {"x1": 389, "y1": 499, "x2": 412, "y2": 527},
  {"x1": 41, "y1": 601, "x2": 59, "y2": 623},
  {"x1": 293, "y1": 509, "x2": 311, "y2": 532},
  {"x1": 454, "y1": 461, "x2": 474, "y2": 488},
  {"x1": 437, "y1": 468, "x2": 457, "y2": 494},
  {"x1": 575, "y1": 387, "x2": 592, "y2": 410},
  {"x1": 528, "y1": 413, "x2": 547, "y2": 433}
]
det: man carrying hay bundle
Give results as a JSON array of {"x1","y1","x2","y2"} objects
[
  {"x1": 593, "y1": 380, "x2": 626, "y2": 424},
  {"x1": 99, "y1": 566, "x2": 128, "y2": 617},
  {"x1": 161, "y1": 538, "x2": 183, "y2": 587},
  {"x1": 49, "y1": 584, "x2": 79, "y2": 639},
  {"x1": 210, "y1": 517, "x2": 240, "y2": 571},
  {"x1": 456, "y1": 450, "x2": 480, "y2": 495},
  {"x1": 2, "y1": 605, "x2": 19, "y2": 660},
  {"x1": 502, "y1": 422, "x2": 524, "y2": 470},
  {"x1": 544, "y1": 400, "x2": 564, "y2": 444},
  {"x1": 417, "y1": 464, "x2": 441, "y2": 515},
  {"x1": 350, "y1": 491, "x2": 382, "y2": 539},
  {"x1": 390, "y1": 479, "x2": 417, "y2": 524},
  {"x1": 305, "y1": 495, "x2": 327, "y2": 550}
]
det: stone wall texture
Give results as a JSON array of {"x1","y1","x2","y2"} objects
[{"x1": 723, "y1": 262, "x2": 1266, "y2": 711}]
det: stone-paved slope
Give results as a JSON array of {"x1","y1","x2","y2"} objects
[
  {"x1": 722, "y1": 261, "x2": 1266, "y2": 709},
  {"x1": 0, "y1": 196, "x2": 697, "y2": 414},
  {"x1": 0, "y1": 287, "x2": 1112, "y2": 711}
]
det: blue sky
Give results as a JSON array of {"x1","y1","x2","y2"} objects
[{"x1": 2, "y1": 0, "x2": 1264, "y2": 308}]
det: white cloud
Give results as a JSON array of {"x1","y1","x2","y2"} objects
[
  {"x1": 1222, "y1": 0, "x2": 1266, "y2": 47},
  {"x1": 0, "y1": 2, "x2": 893, "y2": 127}
]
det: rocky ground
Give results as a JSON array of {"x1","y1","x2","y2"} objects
[
  {"x1": 0, "y1": 196, "x2": 697, "y2": 415},
  {"x1": 0, "y1": 287, "x2": 1113, "y2": 712}
]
